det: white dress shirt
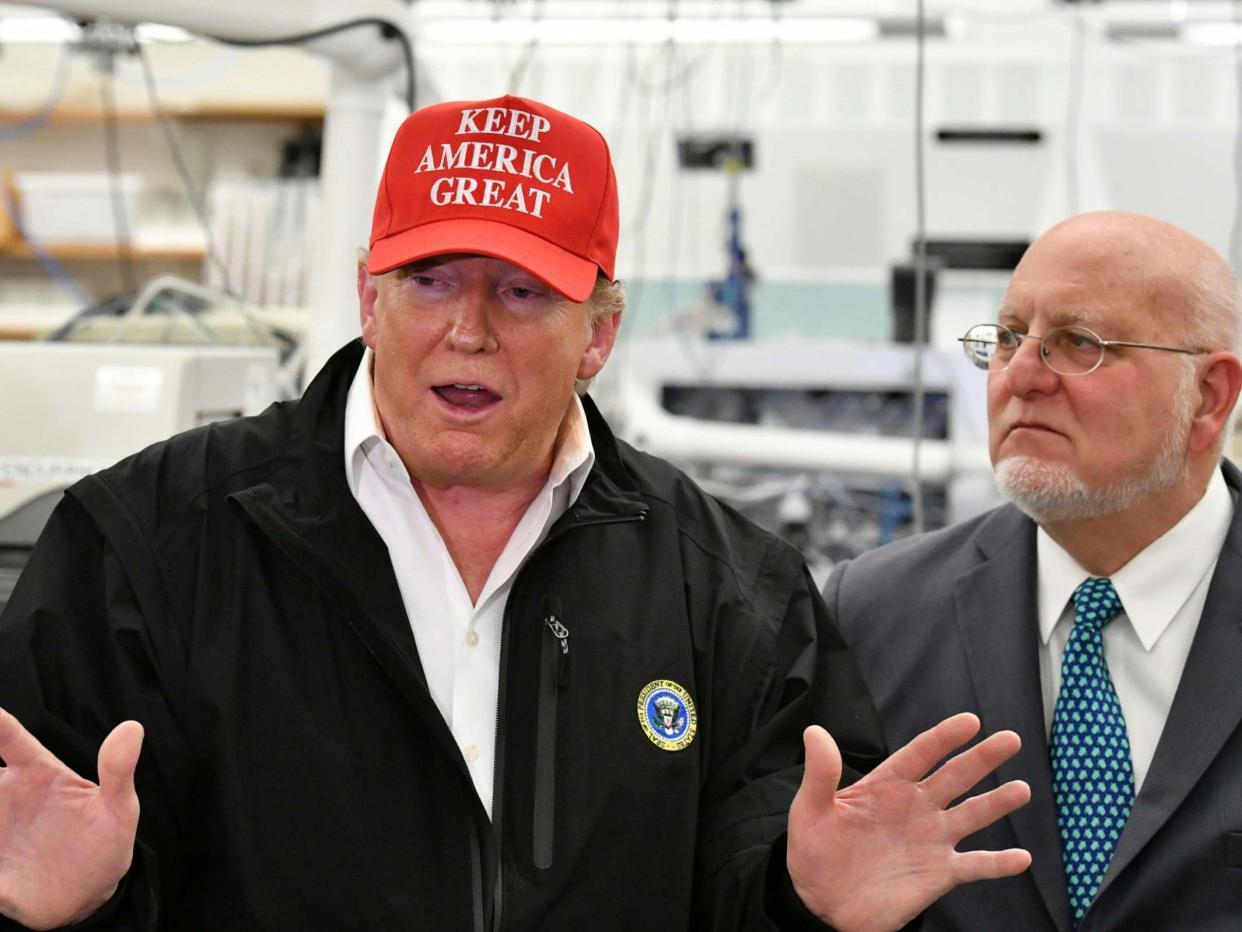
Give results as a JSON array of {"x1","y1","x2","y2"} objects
[
  {"x1": 342, "y1": 348, "x2": 595, "y2": 817},
  {"x1": 1036, "y1": 467, "x2": 1233, "y2": 792}
]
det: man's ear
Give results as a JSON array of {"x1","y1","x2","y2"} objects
[
  {"x1": 577, "y1": 310, "x2": 623, "y2": 382},
  {"x1": 1188, "y1": 351, "x2": 1242, "y2": 454},
  {"x1": 358, "y1": 261, "x2": 380, "y2": 349}
]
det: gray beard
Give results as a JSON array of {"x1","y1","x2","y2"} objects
[{"x1": 994, "y1": 378, "x2": 1194, "y2": 523}]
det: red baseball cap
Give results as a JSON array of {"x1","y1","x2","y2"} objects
[{"x1": 367, "y1": 95, "x2": 619, "y2": 303}]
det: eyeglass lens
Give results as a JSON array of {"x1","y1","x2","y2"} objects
[{"x1": 962, "y1": 324, "x2": 1104, "y2": 374}]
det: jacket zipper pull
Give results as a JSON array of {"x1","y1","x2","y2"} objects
[{"x1": 544, "y1": 614, "x2": 570, "y2": 688}]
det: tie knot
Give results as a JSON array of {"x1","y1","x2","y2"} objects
[{"x1": 1071, "y1": 576, "x2": 1123, "y2": 631}]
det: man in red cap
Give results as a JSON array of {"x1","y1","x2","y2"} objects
[{"x1": 0, "y1": 96, "x2": 1028, "y2": 931}]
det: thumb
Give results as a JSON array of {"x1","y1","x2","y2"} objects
[
  {"x1": 97, "y1": 720, "x2": 144, "y2": 818},
  {"x1": 799, "y1": 725, "x2": 844, "y2": 812}
]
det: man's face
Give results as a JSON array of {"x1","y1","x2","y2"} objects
[
  {"x1": 987, "y1": 231, "x2": 1194, "y2": 521},
  {"x1": 358, "y1": 255, "x2": 619, "y2": 490}
]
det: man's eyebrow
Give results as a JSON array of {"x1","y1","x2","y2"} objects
[
  {"x1": 996, "y1": 304, "x2": 1098, "y2": 327},
  {"x1": 1055, "y1": 307, "x2": 1096, "y2": 326},
  {"x1": 393, "y1": 254, "x2": 472, "y2": 276}
]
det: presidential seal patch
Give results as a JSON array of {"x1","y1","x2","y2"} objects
[{"x1": 637, "y1": 679, "x2": 697, "y2": 751}]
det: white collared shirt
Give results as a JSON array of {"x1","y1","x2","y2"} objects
[
  {"x1": 1036, "y1": 467, "x2": 1234, "y2": 791},
  {"x1": 343, "y1": 348, "x2": 595, "y2": 817}
]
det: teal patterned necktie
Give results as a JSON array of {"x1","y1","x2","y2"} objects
[{"x1": 1049, "y1": 577, "x2": 1134, "y2": 926}]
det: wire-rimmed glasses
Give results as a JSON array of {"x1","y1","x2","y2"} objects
[{"x1": 958, "y1": 323, "x2": 1203, "y2": 376}]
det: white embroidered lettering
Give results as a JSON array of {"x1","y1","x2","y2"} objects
[
  {"x1": 494, "y1": 144, "x2": 518, "y2": 175},
  {"x1": 507, "y1": 110, "x2": 530, "y2": 138},
  {"x1": 482, "y1": 107, "x2": 506, "y2": 134},
  {"x1": 528, "y1": 187, "x2": 552, "y2": 218},
  {"x1": 429, "y1": 176, "x2": 453, "y2": 205},
  {"x1": 528, "y1": 115, "x2": 551, "y2": 142},
  {"x1": 502, "y1": 185, "x2": 530, "y2": 214},
  {"x1": 414, "y1": 145, "x2": 436, "y2": 173},
  {"x1": 456, "y1": 109, "x2": 483, "y2": 135},
  {"x1": 480, "y1": 178, "x2": 506, "y2": 207},
  {"x1": 532, "y1": 154, "x2": 556, "y2": 185},
  {"x1": 439, "y1": 143, "x2": 468, "y2": 171},
  {"x1": 469, "y1": 142, "x2": 495, "y2": 171}
]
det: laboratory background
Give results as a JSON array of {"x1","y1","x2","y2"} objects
[{"x1": 1, "y1": 0, "x2": 1238, "y2": 608}]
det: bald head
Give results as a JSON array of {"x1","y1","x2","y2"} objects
[
  {"x1": 989, "y1": 211, "x2": 1242, "y2": 559},
  {"x1": 1017, "y1": 211, "x2": 1241, "y2": 353}
]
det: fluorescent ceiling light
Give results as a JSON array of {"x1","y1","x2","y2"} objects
[
  {"x1": 1181, "y1": 21, "x2": 1242, "y2": 46},
  {"x1": 134, "y1": 23, "x2": 193, "y2": 43},
  {"x1": 0, "y1": 15, "x2": 80, "y2": 43},
  {"x1": 419, "y1": 16, "x2": 880, "y2": 46},
  {"x1": 0, "y1": 16, "x2": 189, "y2": 44}
]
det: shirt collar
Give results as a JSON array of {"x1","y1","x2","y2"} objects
[
  {"x1": 1037, "y1": 467, "x2": 1233, "y2": 650},
  {"x1": 549, "y1": 391, "x2": 596, "y2": 505},
  {"x1": 343, "y1": 347, "x2": 384, "y2": 496},
  {"x1": 343, "y1": 346, "x2": 595, "y2": 502}
]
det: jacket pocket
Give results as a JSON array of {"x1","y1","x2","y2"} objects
[{"x1": 533, "y1": 611, "x2": 569, "y2": 870}]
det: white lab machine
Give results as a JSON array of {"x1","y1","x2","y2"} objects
[
  {"x1": 0, "y1": 342, "x2": 278, "y2": 608},
  {"x1": 605, "y1": 335, "x2": 998, "y2": 583}
]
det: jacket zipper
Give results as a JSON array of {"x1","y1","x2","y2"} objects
[
  {"x1": 533, "y1": 607, "x2": 569, "y2": 870},
  {"x1": 491, "y1": 511, "x2": 645, "y2": 929}
]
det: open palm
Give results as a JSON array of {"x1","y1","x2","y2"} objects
[
  {"x1": 787, "y1": 713, "x2": 1032, "y2": 932},
  {"x1": 0, "y1": 707, "x2": 143, "y2": 931}
]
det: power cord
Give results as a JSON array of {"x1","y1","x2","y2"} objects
[
  {"x1": 134, "y1": 42, "x2": 237, "y2": 298},
  {"x1": 910, "y1": 0, "x2": 930, "y2": 535},
  {"x1": 209, "y1": 17, "x2": 416, "y2": 111}
]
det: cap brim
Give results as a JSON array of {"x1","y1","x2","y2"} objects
[{"x1": 368, "y1": 219, "x2": 599, "y2": 303}]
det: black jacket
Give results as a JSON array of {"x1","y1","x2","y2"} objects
[{"x1": 0, "y1": 340, "x2": 885, "y2": 930}]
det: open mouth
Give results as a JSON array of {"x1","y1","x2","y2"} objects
[{"x1": 432, "y1": 383, "x2": 502, "y2": 409}]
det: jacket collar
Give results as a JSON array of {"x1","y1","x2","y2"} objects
[{"x1": 565, "y1": 394, "x2": 649, "y2": 525}]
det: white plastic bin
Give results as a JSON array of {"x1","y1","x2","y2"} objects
[{"x1": 13, "y1": 172, "x2": 145, "y2": 245}]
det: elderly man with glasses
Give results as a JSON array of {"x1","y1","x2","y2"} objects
[{"x1": 831, "y1": 210, "x2": 1242, "y2": 931}]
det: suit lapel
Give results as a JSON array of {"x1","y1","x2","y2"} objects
[
  {"x1": 954, "y1": 508, "x2": 1073, "y2": 932},
  {"x1": 1097, "y1": 477, "x2": 1242, "y2": 892}
]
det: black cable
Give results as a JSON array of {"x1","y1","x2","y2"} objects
[
  {"x1": 99, "y1": 62, "x2": 138, "y2": 296},
  {"x1": 1232, "y1": 0, "x2": 1242, "y2": 274},
  {"x1": 910, "y1": 0, "x2": 929, "y2": 536},
  {"x1": 507, "y1": 0, "x2": 546, "y2": 94},
  {"x1": 1065, "y1": 6, "x2": 1087, "y2": 217},
  {"x1": 135, "y1": 43, "x2": 237, "y2": 298},
  {"x1": 0, "y1": 39, "x2": 73, "y2": 142},
  {"x1": 210, "y1": 17, "x2": 415, "y2": 111},
  {"x1": 750, "y1": 2, "x2": 786, "y2": 111}
]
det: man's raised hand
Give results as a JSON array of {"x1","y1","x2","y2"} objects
[
  {"x1": 787, "y1": 712, "x2": 1032, "y2": 932},
  {"x1": 0, "y1": 707, "x2": 142, "y2": 930}
]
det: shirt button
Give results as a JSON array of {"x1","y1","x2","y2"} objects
[
  {"x1": 464, "y1": 744, "x2": 480, "y2": 763},
  {"x1": 465, "y1": 630, "x2": 480, "y2": 647}
]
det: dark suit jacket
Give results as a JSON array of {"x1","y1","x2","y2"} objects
[{"x1": 829, "y1": 462, "x2": 1242, "y2": 931}]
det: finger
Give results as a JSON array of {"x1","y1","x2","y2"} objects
[
  {"x1": 0, "y1": 705, "x2": 52, "y2": 769},
  {"x1": 98, "y1": 721, "x2": 144, "y2": 818},
  {"x1": 799, "y1": 725, "x2": 844, "y2": 812},
  {"x1": 879, "y1": 712, "x2": 981, "y2": 783},
  {"x1": 921, "y1": 729, "x2": 1021, "y2": 808},
  {"x1": 944, "y1": 780, "x2": 1032, "y2": 842},
  {"x1": 952, "y1": 846, "x2": 1032, "y2": 883}
]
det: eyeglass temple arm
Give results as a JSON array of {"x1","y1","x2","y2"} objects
[{"x1": 1101, "y1": 339, "x2": 1203, "y2": 356}]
